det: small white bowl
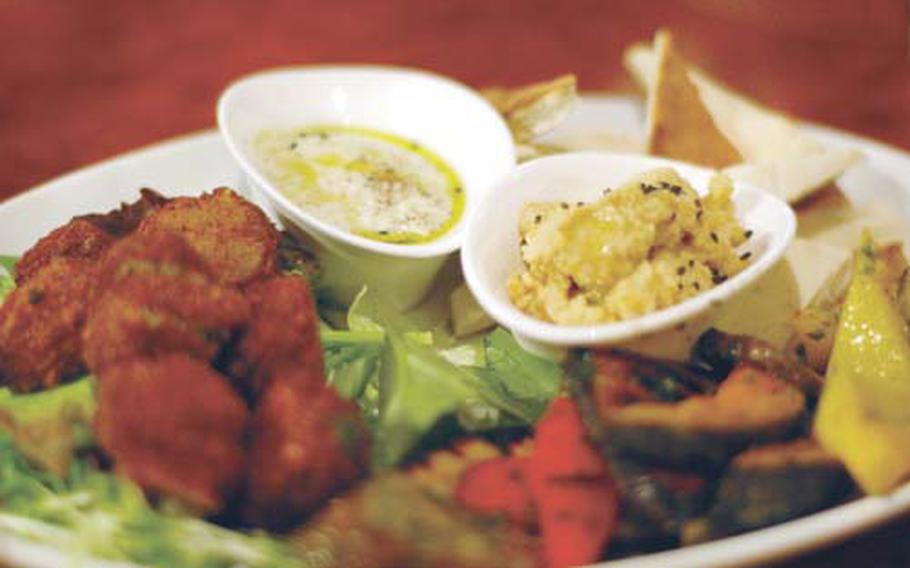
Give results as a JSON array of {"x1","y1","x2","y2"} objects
[
  {"x1": 218, "y1": 65, "x2": 515, "y2": 308},
  {"x1": 461, "y1": 151, "x2": 796, "y2": 358}
]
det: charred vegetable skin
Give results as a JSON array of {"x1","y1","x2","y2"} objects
[
  {"x1": 682, "y1": 439, "x2": 851, "y2": 543},
  {"x1": 692, "y1": 328, "x2": 823, "y2": 398},
  {"x1": 572, "y1": 351, "x2": 805, "y2": 470},
  {"x1": 290, "y1": 473, "x2": 539, "y2": 568}
]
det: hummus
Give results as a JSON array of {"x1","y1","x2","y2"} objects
[{"x1": 508, "y1": 168, "x2": 751, "y2": 325}]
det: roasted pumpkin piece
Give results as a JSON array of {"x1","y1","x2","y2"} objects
[
  {"x1": 815, "y1": 235, "x2": 910, "y2": 494},
  {"x1": 599, "y1": 366, "x2": 806, "y2": 469},
  {"x1": 569, "y1": 349, "x2": 720, "y2": 431},
  {"x1": 682, "y1": 439, "x2": 850, "y2": 544},
  {"x1": 692, "y1": 328, "x2": 823, "y2": 398}
]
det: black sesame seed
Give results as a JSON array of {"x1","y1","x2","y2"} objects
[
  {"x1": 710, "y1": 232, "x2": 719, "y2": 243},
  {"x1": 696, "y1": 210, "x2": 704, "y2": 222},
  {"x1": 744, "y1": 229, "x2": 754, "y2": 239},
  {"x1": 694, "y1": 282, "x2": 701, "y2": 291},
  {"x1": 28, "y1": 289, "x2": 44, "y2": 305},
  {"x1": 560, "y1": 202, "x2": 570, "y2": 210},
  {"x1": 740, "y1": 251, "x2": 753, "y2": 261},
  {"x1": 534, "y1": 214, "x2": 543, "y2": 224},
  {"x1": 677, "y1": 266, "x2": 686, "y2": 276}
]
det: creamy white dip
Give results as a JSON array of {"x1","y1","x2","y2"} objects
[{"x1": 253, "y1": 125, "x2": 463, "y2": 244}]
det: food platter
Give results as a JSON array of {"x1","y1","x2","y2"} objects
[{"x1": 2, "y1": 94, "x2": 910, "y2": 568}]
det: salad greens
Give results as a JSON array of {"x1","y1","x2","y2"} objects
[
  {"x1": 322, "y1": 288, "x2": 562, "y2": 467},
  {"x1": 0, "y1": 435, "x2": 302, "y2": 568},
  {"x1": 0, "y1": 256, "x2": 14, "y2": 303},
  {"x1": 0, "y1": 377, "x2": 97, "y2": 476}
]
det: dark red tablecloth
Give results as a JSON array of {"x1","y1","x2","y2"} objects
[{"x1": 2, "y1": 1, "x2": 910, "y2": 566}]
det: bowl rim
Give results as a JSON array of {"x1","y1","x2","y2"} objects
[
  {"x1": 460, "y1": 150, "x2": 797, "y2": 346},
  {"x1": 216, "y1": 63, "x2": 516, "y2": 259}
]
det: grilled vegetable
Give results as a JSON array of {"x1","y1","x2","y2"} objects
[
  {"x1": 610, "y1": 460, "x2": 711, "y2": 541},
  {"x1": 682, "y1": 439, "x2": 850, "y2": 543},
  {"x1": 289, "y1": 473, "x2": 539, "y2": 568},
  {"x1": 815, "y1": 234, "x2": 910, "y2": 494},
  {"x1": 577, "y1": 358, "x2": 806, "y2": 470},
  {"x1": 527, "y1": 396, "x2": 619, "y2": 568},
  {"x1": 455, "y1": 456, "x2": 536, "y2": 529},
  {"x1": 786, "y1": 241, "x2": 910, "y2": 373},
  {"x1": 692, "y1": 328, "x2": 823, "y2": 398}
]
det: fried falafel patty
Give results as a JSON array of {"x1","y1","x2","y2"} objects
[
  {"x1": 244, "y1": 372, "x2": 370, "y2": 530},
  {"x1": 0, "y1": 258, "x2": 99, "y2": 391},
  {"x1": 96, "y1": 354, "x2": 249, "y2": 514},
  {"x1": 138, "y1": 187, "x2": 280, "y2": 287},
  {"x1": 14, "y1": 219, "x2": 115, "y2": 285},
  {"x1": 82, "y1": 232, "x2": 250, "y2": 372},
  {"x1": 230, "y1": 275, "x2": 323, "y2": 397}
]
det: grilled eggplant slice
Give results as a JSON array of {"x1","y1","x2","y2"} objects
[
  {"x1": 692, "y1": 328, "x2": 823, "y2": 398},
  {"x1": 682, "y1": 439, "x2": 851, "y2": 544},
  {"x1": 573, "y1": 352, "x2": 807, "y2": 470},
  {"x1": 610, "y1": 460, "x2": 711, "y2": 543}
]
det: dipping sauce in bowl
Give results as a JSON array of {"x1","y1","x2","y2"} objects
[{"x1": 253, "y1": 125, "x2": 464, "y2": 244}]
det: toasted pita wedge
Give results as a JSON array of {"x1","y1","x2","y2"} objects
[
  {"x1": 483, "y1": 74, "x2": 577, "y2": 143},
  {"x1": 645, "y1": 30, "x2": 741, "y2": 168},
  {"x1": 625, "y1": 30, "x2": 861, "y2": 203}
]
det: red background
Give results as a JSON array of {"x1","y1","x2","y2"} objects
[{"x1": 2, "y1": 0, "x2": 910, "y2": 565}]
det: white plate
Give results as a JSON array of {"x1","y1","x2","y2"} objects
[{"x1": 3, "y1": 95, "x2": 910, "y2": 568}]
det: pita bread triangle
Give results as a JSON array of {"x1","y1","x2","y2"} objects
[
  {"x1": 645, "y1": 30, "x2": 741, "y2": 168},
  {"x1": 625, "y1": 29, "x2": 861, "y2": 204}
]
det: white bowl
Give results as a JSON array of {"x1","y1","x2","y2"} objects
[
  {"x1": 461, "y1": 151, "x2": 796, "y2": 358},
  {"x1": 218, "y1": 65, "x2": 515, "y2": 308}
]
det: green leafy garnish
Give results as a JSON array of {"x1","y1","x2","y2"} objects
[{"x1": 0, "y1": 435, "x2": 302, "y2": 568}]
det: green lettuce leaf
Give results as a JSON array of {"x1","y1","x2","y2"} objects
[
  {"x1": 0, "y1": 256, "x2": 14, "y2": 304},
  {"x1": 0, "y1": 435, "x2": 302, "y2": 568}
]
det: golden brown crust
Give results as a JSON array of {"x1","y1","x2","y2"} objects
[
  {"x1": 96, "y1": 354, "x2": 249, "y2": 514},
  {"x1": 14, "y1": 219, "x2": 115, "y2": 285},
  {"x1": 137, "y1": 187, "x2": 280, "y2": 287},
  {"x1": 0, "y1": 257, "x2": 98, "y2": 391},
  {"x1": 647, "y1": 31, "x2": 741, "y2": 169},
  {"x1": 230, "y1": 275, "x2": 323, "y2": 397},
  {"x1": 244, "y1": 376, "x2": 370, "y2": 530}
]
